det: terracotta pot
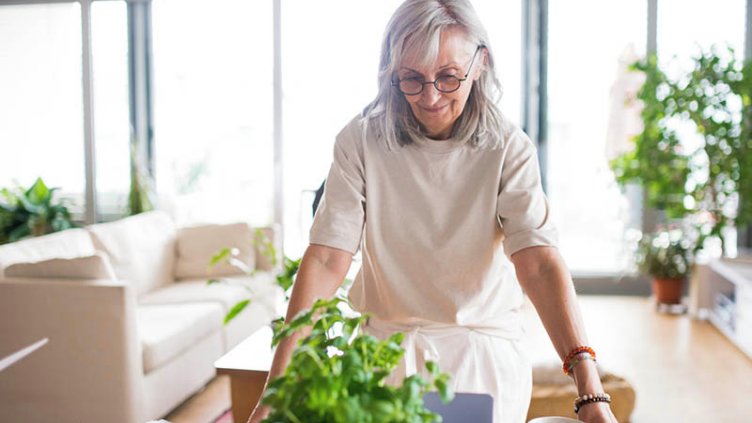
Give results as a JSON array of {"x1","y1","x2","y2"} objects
[{"x1": 652, "y1": 277, "x2": 685, "y2": 304}]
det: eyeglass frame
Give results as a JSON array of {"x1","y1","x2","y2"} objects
[{"x1": 391, "y1": 45, "x2": 485, "y2": 96}]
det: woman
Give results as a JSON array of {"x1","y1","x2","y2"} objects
[{"x1": 250, "y1": 1, "x2": 618, "y2": 422}]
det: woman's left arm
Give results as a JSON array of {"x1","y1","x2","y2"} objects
[{"x1": 511, "y1": 245, "x2": 618, "y2": 423}]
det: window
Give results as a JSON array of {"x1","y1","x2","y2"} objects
[
  {"x1": 658, "y1": 0, "x2": 747, "y2": 77},
  {"x1": 281, "y1": 0, "x2": 402, "y2": 257},
  {"x1": 92, "y1": 0, "x2": 130, "y2": 219},
  {"x1": 547, "y1": 0, "x2": 647, "y2": 274},
  {"x1": 473, "y1": 0, "x2": 523, "y2": 127},
  {"x1": 0, "y1": 3, "x2": 85, "y2": 214},
  {"x1": 152, "y1": 0, "x2": 274, "y2": 226}
]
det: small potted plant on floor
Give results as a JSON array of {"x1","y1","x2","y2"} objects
[{"x1": 635, "y1": 228, "x2": 692, "y2": 305}]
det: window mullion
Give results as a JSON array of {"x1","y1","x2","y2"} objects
[{"x1": 81, "y1": 0, "x2": 97, "y2": 224}]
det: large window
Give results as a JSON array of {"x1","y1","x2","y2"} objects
[
  {"x1": 281, "y1": 0, "x2": 523, "y2": 257},
  {"x1": 547, "y1": 0, "x2": 647, "y2": 274},
  {"x1": 658, "y1": 0, "x2": 747, "y2": 76},
  {"x1": 1, "y1": 0, "x2": 749, "y2": 269},
  {"x1": 0, "y1": 3, "x2": 85, "y2": 213},
  {"x1": 281, "y1": 0, "x2": 402, "y2": 257},
  {"x1": 92, "y1": 0, "x2": 130, "y2": 218},
  {"x1": 152, "y1": 0, "x2": 274, "y2": 226}
]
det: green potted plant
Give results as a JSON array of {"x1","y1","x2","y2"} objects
[
  {"x1": 635, "y1": 228, "x2": 692, "y2": 305},
  {"x1": 611, "y1": 45, "x2": 752, "y2": 257},
  {"x1": 0, "y1": 177, "x2": 76, "y2": 245},
  {"x1": 262, "y1": 297, "x2": 453, "y2": 422}
]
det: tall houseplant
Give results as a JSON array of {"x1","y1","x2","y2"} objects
[
  {"x1": 0, "y1": 178, "x2": 76, "y2": 244},
  {"x1": 611, "y1": 45, "x2": 752, "y2": 256}
]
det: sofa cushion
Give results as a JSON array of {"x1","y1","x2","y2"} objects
[
  {"x1": 3, "y1": 252, "x2": 116, "y2": 280},
  {"x1": 138, "y1": 302, "x2": 223, "y2": 373},
  {"x1": 87, "y1": 211, "x2": 176, "y2": 297},
  {"x1": 0, "y1": 228, "x2": 96, "y2": 278},
  {"x1": 139, "y1": 272, "x2": 282, "y2": 313},
  {"x1": 175, "y1": 222, "x2": 255, "y2": 280}
]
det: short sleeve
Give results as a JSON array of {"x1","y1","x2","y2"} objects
[
  {"x1": 496, "y1": 130, "x2": 558, "y2": 258},
  {"x1": 309, "y1": 118, "x2": 366, "y2": 255}
]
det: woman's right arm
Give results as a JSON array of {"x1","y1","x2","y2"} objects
[{"x1": 247, "y1": 243, "x2": 353, "y2": 423}]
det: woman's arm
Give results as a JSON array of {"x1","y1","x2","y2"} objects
[
  {"x1": 510, "y1": 245, "x2": 617, "y2": 423},
  {"x1": 247, "y1": 243, "x2": 353, "y2": 423}
]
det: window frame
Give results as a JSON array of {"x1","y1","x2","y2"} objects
[{"x1": 1, "y1": 0, "x2": 750, "y2": 276}]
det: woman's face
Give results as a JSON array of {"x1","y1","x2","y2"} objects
[{"x1": 397, "y1": 27, "x2": 485, "y2": 140}]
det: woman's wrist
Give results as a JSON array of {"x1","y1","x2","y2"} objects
[{"x1": 572, "y1": 359, "x2": 604, "y2": 395}]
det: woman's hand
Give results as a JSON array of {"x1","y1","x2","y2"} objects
[{"x1": 577, "y1": 402, "x2": 618, "y2": 422}]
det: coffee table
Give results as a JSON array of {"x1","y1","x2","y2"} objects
[{"x1": 214, "y1": 326, "x2": 274, "y2": 423}]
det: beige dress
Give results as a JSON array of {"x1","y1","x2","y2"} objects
[{"x1": 309, "y1": 114, "x2": 558, "y2": 422}]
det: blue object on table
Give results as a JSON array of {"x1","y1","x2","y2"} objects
[{"x1": 423, "y1": 392, "x2": 494, "y2": 423}]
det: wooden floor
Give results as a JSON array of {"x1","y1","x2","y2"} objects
[
  {"x1": 166, "y1": 296, "x2": 752, "y2": 423},
  {"x1": 522, "y1": 296, "x2": 752, "y2": 422}
]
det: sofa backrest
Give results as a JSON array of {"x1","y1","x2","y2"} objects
[
  {"x1": 174, "y1": 222, "x2": 255, "y2": 280},
  {"x1": 87, "y1": 211, "x2": 176, "y2": 297},
  {"x1": 0, "y1": 228, "x2": 96, "y2": 279}
]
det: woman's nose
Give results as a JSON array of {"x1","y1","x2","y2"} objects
[{"x1": 421, "y1": 83, "x2": 442, "y2": 103}]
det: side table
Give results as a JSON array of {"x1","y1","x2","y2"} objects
[{"x1": 214, "y1": 326, "x2": 273, "y2": 423}]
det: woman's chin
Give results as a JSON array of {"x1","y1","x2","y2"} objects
[{"x1": 421, "y1": 122, "x2": 452, "y2": 139}]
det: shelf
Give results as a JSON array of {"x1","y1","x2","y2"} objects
[
  {"x1": 702, "y1": 258, "x2": 752, "y2": 360},
  {"x1": 708, "y1": 310, "x2": 752, "y2": 359},
  {"x1": 710, "y1": 259, "x2": 752, "y2": 288}
]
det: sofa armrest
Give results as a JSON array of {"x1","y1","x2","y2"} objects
[
  {"x1": 0, "y1": 278, "x2": 144, "y2": 423},
  {"x1": 254, "y1": 223, "x2": 283, "y2": 273}
]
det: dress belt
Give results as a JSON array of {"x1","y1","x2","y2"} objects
[{"x1": 364, "y1": 313, "x2": 523, "y2": 377}]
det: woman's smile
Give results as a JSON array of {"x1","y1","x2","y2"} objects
[{"x1": 419, "y1": 103, "x2": 450, "y2": 113}]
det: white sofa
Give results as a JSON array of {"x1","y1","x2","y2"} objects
[{"x1": 0, "y1": 211, "x2": 285, "y2": 423}]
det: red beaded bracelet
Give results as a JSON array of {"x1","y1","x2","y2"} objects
[{"x1": 562, "y1": 346, "x2": 596, "y2": 376}]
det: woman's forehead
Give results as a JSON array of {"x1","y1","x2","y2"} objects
[{"x1": 399, "y1": 27, "x2": 475, "y2": 72}]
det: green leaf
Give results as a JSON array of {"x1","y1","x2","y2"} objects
[
  {"x1": 26, "y1": 178, "x2": 50, "y2": 205},
  {"x1": 425, "y1": 361, "x2": 438, "y2": 377},
  {"x1": 260, "y1": 297, "x2": 454, "y2": 422},
  {"x1": 208, "y1": 247, "x2": 237, "y2": 267},
  {"x1": 224, "y1": 299, "x2": 250, "y2": 325},
  {"x1": 8, "y1": 224, "x2": 30, "y2": 242}
]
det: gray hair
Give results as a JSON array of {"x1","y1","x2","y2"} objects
[{"x1": 363, "y1": 0, "x2": 507, "y2": 150}]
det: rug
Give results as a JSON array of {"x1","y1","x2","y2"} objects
[{"x1": 213, "y1": 409, "x2": 233, "y2": 423}]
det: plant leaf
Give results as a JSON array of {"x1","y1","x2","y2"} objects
[
  {"x1": 209, "y1": 247, "x2": 237, "y2": 267},
  {"x1": 26, "y1": 177, "x2": 50, "y2": 205},
  {"x1": 224, "y1": 299, "x2": 250, "y2": 325}
]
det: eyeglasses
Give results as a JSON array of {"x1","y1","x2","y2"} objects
[{"x1": 391, "y1": 45, "x2": 484, "y2": 96}]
